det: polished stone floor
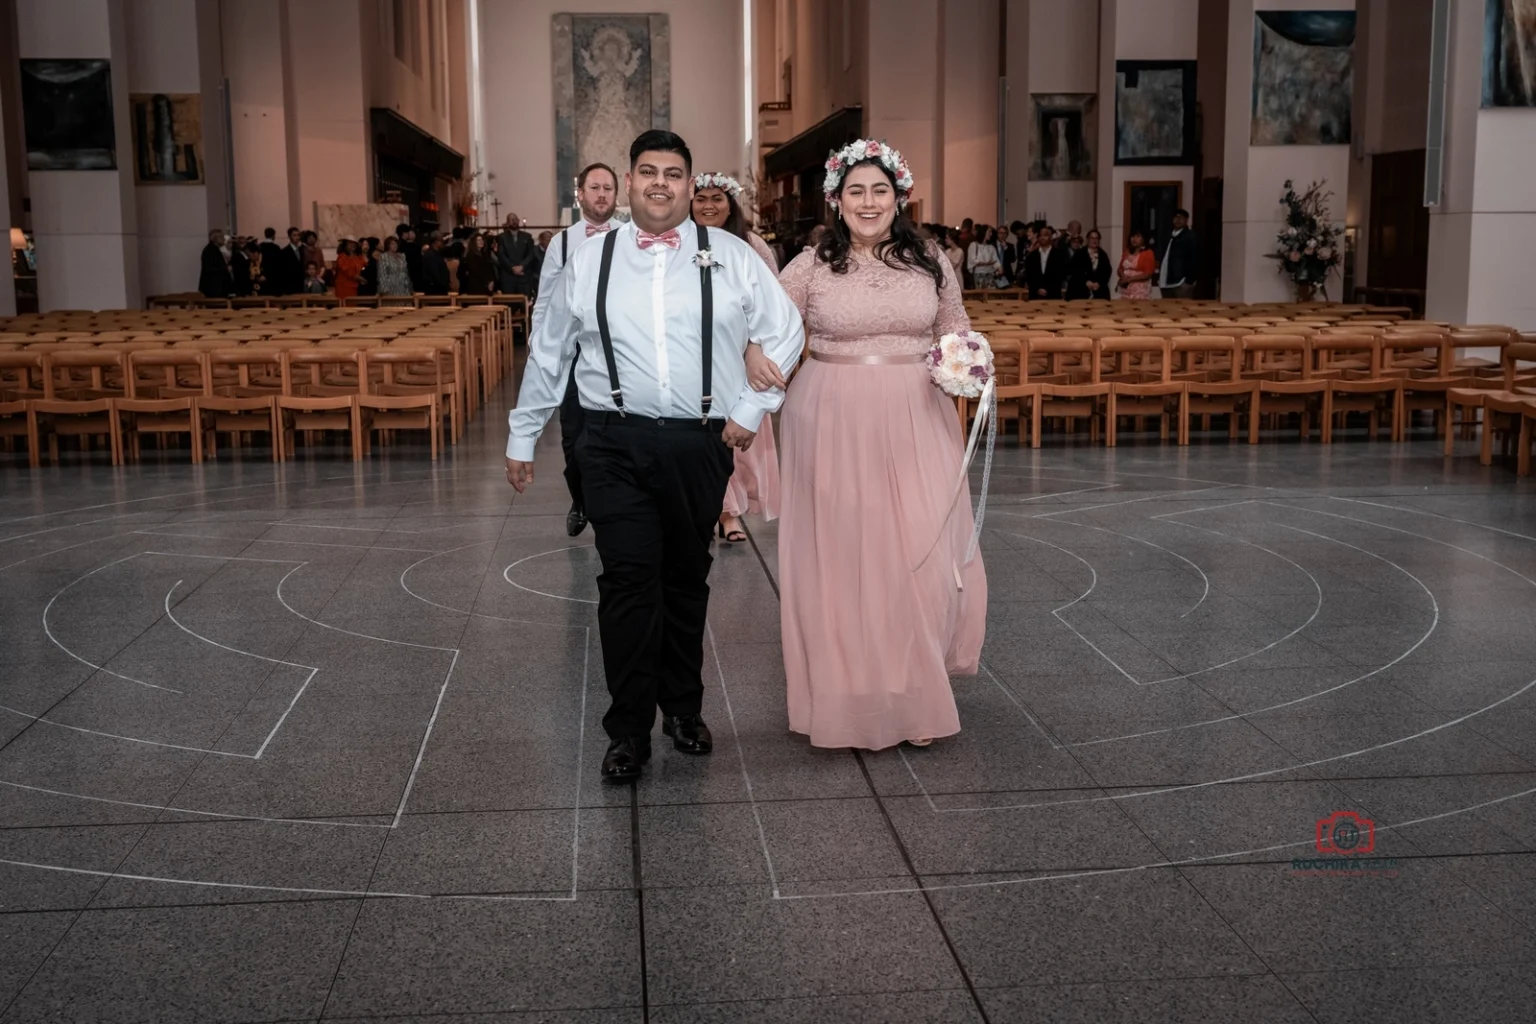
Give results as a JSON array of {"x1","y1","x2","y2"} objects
[{"x1": 2, "y1": 393, "x2": 1535, "y2": 1024}]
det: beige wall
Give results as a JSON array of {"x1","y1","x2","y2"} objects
[
  {"x1": 1024, "y1": 0, "x2": 1098, "y2": 230},
  {"x1": 17, "y1": 0, "x2": 140, "y2": 310},
  {"x1": 942, "y1": 0, "x2": 999, "y2": 225},
  {"x1": 1102, "y1": 0, "x2": 1199, "y2": 262},
  {"x1": 866, "y1": 0, "x2": 941, "y2": 219},
  {"x1": 1221, "y1": 0, "x2": 1355, "y2": 303},
  {"x1": 480, "y1": 0, "x2": 745, "y2": 224}
]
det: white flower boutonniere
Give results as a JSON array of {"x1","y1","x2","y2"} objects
[{"x1": 693, "y1": 249, "x2": 718, "y2": 269}]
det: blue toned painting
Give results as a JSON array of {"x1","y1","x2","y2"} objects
[
  {"x1": 1483, "y1": 0, "x2": 1536, "y2": 107},
  {"x1": 552, "y1": 13, "x2": 670, "y2": 214},
  {"x1": 1251, "y1": 11, "x2": 1356, "y2": 146}
]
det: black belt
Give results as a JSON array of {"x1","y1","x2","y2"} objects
[{"x1": 586, "y1": 410, "x2": 726, "y2": 431}]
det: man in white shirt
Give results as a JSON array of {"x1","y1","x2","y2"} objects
[
  {"x1": 1156, "y1": 208, "x2": 1200, "y2": 299},
  {"x1": 507, "y1": 130, "x2": 804, "y2": 781},
  {"x1": 532, "y1": 162, "x2": 620, "y2": 537}
]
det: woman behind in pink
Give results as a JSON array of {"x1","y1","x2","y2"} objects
[
  {"x1": 1117, "y1": 229, "x2": 1157, "y2": 299},
  {"x1": 776, "y1": 141, "x2": 987, "y2": 751},
  {"x1": 691, "y1": 172, "x2": 782, "y2": 542}
]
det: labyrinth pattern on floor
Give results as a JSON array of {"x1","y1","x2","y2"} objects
[{"x1": 2, "y1": 402, "x2": 1535, "y2": 1023}]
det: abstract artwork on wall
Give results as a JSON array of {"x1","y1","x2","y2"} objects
[
  {"x1": 1115, "y1": 61, "x2": 1196, "y2": 165},
  {"x1": 1030, "y1": 94, "x2": 1096, "y2": 181},
  {"x1": 1483, "y1": 0, "x2": 1536, "y2": 107},
  {"x1": 131, "y1": 93, "x2": 203, "y2": 184},
  {"x1": 19, "y1": 59, "x2": 117, "y2": 170},
  {"x1": 1251, "y1": 11, "x2": 1356, "y2": 145},
  {"x1": 552, "y1": 13, "x2": 670, "y2": 213}
]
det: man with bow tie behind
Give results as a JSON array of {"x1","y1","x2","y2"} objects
[
  {"x1": 530, "y1": 161, "x2": 621, "y2": 537},
  {"x1": 507, "y1": 130, "x2": 804, "y2": 781}
]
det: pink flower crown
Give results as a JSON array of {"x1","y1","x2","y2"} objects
[{"x1": 823, "y1": 139, "x2": 915, "y2": 208}]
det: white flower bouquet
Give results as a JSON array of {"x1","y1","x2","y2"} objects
[{"x1": 927, "y1": 330, "x2": 994, "y2": 399}]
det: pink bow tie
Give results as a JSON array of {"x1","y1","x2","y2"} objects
[
  {"x1": 637, "y1": 228, "x2": 681, "y2": 251},
  {"x1": 585, "y1": 223, "x2": 611, "y2": 237}
]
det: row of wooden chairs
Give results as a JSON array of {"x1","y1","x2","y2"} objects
[
  {"x1": 0, "y1": 347, "x2": 447, "y2": 465},
  {"x1": 959, "y1": 334, "x2": 1536, "y2": 450}
]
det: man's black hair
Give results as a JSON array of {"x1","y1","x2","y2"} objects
[{"x1": 629, "y1": 130, "x2": 691, "y2": 172}]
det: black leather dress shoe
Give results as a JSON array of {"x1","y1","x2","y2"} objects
[
  {"x1": 662, "y1": 714, "x2": 713, "y2": 755},
  {"x1": 601, "y1": 737, "x2": 650, "y2": 780},
  {"x1": 566, "y1": 506, "x2": 588, "y2": 537}
]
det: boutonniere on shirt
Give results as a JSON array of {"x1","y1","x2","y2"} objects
[{"x1": 693, "y1": 249, "x2": 718, "y2": 269}]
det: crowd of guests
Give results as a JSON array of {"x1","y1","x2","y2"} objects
[
  {"x1": 914, "y1": 213, "x2": 1201, "y2": 300},
  {"x1": 197, "y1": 216, "x2": 561, "y2": 300}
]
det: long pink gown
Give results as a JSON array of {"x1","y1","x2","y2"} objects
[
  {"x1": 777, "y1": 245, "x2": 987, "y2": 749},
  {"x1": 722, "y1": 232, "x2": 783, "y2": 521}
]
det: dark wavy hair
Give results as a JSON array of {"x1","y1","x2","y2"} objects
[
  {"x1": 692, "y1": 173, "x2": 747, "y2": 241},
  {"x1": 816, "y1": 158, "x2": 945, "y2": 292}
]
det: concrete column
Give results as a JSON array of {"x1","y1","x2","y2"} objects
[
  {"x1": 1024, "y1": 0, "x2": 1098, "y2": 229},
  {"x1": 865, "y1": 0, "x2": 942, "y2": 219},
  {"x1": 1001, "y1": 0, "x2": 1030, "y2": 226},
  {"x1": 1101, "y1": 0, "x2": 1200, "y2": 258},
  {"x1": 1426, "y1": 0, "x2": 1536, "y2": 329},
  {"x1": 1220, "y1": 0, "x2": 1356, "y2": 303},
  {"x1": 220, "y1": 0, "x2": 296, "y2": 236},
  {"x1": 124, "y1": 0, "x2": 224, "y2": 300},
  {"x1": 16, "y1": 0, "x2": 140, "y2": 311},
  {"x1": 285, "y1": 0, "x2": 369, "y2": 228},
  {"x1": 942, "y1": 0, "x2": 1000, "y2": 226}
]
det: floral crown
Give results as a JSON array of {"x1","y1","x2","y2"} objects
[
  {"x1": 823, "y1": 139, "x2": 914, "y2": 208},
  {"x1": 692, "y1": 172, "x2": 743, "y2": 198}
]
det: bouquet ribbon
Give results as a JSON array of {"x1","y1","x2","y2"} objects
[{"x1": 911, "y1": 377, "x2": 997, "y2": 590}]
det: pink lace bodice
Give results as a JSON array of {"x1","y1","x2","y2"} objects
[{"x1": 778, "y1": 242, "x2": 971, "y2": 356}]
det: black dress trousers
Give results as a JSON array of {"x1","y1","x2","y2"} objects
[
  {"x1": 576, "y1": 412, "x2": 734, "y2": 741},
  {"x1": 559, "y1": 358, "x2": 585, "y2": 512}
]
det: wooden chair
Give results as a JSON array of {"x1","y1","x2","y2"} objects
[
  {"x1": 1028, "y1": 338, "x2": 1108, "y2": 447},
  {"x1": 1312, "y1": 335, "x2": 1401, "y2": 442},
  {"x1": 1104, "y1": 337, "x2": 1184, "y2": 446},
  {"x1": 1176, "y1": 337, "x2": 1255, "y2": 443},
  {"x1": 1244, "y1": 336, "x2": 1325, "y2": 442},
  {"x1": 28, "y1": 397, "x2": 121, "y2": 464},
  {"x1": 0, "y1": 352, "x2": 46, "y2": 401},
  {"x1": 0, "y1": 399, "x2": 37, "y2": 465},
  {"x1": 361, "y1": 345, "x2": 456, "y2": 446},
  {"x1": 199, "y1": 395, "x2": 280, "y2": 461},
  {"x1": 276, "y1": 394, "x2": 366, "y2": 461}
]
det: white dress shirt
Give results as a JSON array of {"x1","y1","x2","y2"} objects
[
  {"x1": 1158, "y1": 228, "x2": 1185, "y2": 288},
  {"x1": 507, "y1": 220, "x2": 805, "y2": 462},
  {"x1": 530, "y1": 219, "x2": 611, "y2": 339}
]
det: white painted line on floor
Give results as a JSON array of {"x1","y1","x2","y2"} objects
[
  {"x1": 707, "y1": 621, "x2": 782, "y2": 898},
  {"x1": 41, "y1": 551, "x2": 185, "y2": 694},
  {"x1": 501, "y1": 544, "x2": 600, "y2": 606},
  {"x1": 0, "y1": 779, "x2": 390, "y2": 830}
]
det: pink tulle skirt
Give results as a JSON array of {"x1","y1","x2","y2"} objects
[
  {"x1": 722, "y1": 415, "x2": 780, "y2": 520},
  {"x1": 779, "y1": 357, "x2": 987, "y2": 750}
]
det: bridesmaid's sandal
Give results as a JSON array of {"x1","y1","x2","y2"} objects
[
  {"x1": 719, "y1": 516, "x2": 747, "y2": 543},
  {"x1": 906, "y1": 737, "x2": 935, "y2": 748}
]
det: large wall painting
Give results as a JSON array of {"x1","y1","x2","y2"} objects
[
  {"x1": 1029, "y1": 94, "x2": 1096, "y2": 181},
  {"x1": 1115, "y1": 60, "x2": 1197, "y2": 165},
  {"x1": 19, "y1": 59, "x2": 117, "y2": 170},
  {"x1": 1251, "y1": 11, "x2": 1356, "y2": 145},
  {"x1": 1483, "y1": 0, "x2": 1536, "y2": 107},
  {"x1": 552, "y1": 13, "x2": 670, "y2": 213}
]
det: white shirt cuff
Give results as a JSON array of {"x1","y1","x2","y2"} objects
[
  {"x1": 728, "y1": 405, "x2": 766, "y2": 433},
  {"x1": 507, "y1": 435, "x2": 537, "y2": 461}
]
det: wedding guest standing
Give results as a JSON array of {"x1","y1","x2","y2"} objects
[
  {"x1": 507, "y1": 130, "x2": 804, "y2": 780},
  {"x1": 332, "y1": 239, "x2": 366, "y2": 300},
  {"x1": 1025, "y1": 224, "x2": 1067, "y2": 300},
  {"x1": 533, "y1": 161, "x2": 620, "y2": 537},
  {"x1": 1155, "y1": 208, "x2": 1200, "y2": 299},
  {"x1": 1117, "y1": 229, "x2": 1157, "y2": 299},
  {"x1": 690, "y1": 170, "x2": 783, "y2": 543},
  {"x1": 258, "y1": 228, "x2": 286, "y2": 294},
  {"x1": 496, "y1": 214, "x2": 541, "y2": 298},
  {"x1": 199, "y1": 229, "x2": 232, "y2": 297},
  {"x1": 966, "y1": 225, "x2": 1002, "y2": 289},
  {"x1": 776, "y1": 140, "x2": 987, "y2": 751},
  {"x1": 1066, "y1": 229, "x2": 1112, "y2": 300},
  {"x1": 457, "y1": 233, "x2": 498, "y2": 295},
  {"x1": 375, "y1": 236, "x2": 412, "y2": 296}
]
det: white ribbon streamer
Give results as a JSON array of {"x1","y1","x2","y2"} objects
[{"x1": 912, "y1": 377, "x2": 997, "y2": 590}]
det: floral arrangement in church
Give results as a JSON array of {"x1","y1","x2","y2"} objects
[
  {"x1": 928, "y1": 330, "x2": 994, "y2": 399},
  {"x1": 1268, "y1": 178, "x2": 1342, "y2": 299},
  {"x1": 823, "y1": 138, "x2": 915, "y2": 208}
]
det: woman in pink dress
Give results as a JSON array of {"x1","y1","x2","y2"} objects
[
  {"x1": 692, "y1": 172, "x2": 782, "y2": 542},
  {"x1": 1117, "y1": 229, "x2": 1157, "y2": 299},
  {"x1": 776, "y1": 141, "x2": 987, "y2": 750}
]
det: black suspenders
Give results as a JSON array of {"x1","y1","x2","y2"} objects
[
  {"x1": 561, "y1": 227, "x2": 568, "y2": 265},
  {"x1": 593, "y1": 223, "x2": 715, "y2": 422},
  {"x1": 698, "y1": 224, "x2": 714, "y2": 422}
]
